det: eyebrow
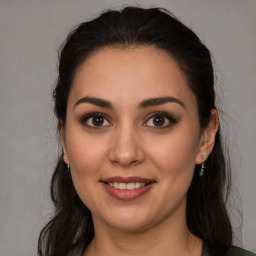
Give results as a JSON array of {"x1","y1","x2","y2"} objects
[
  {"x1": 74, "y1": 96, "x2": 114, "y2": 109},
  {"x1": 139, "y1": 96, "x2": 185, "y2": 108},
  {"x1": 74, "y1": 96, "x2": 185, "y2": 109}
]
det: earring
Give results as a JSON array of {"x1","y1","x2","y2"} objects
[
  {"x1": 199, "y1": 155, "x2": 206, "y2": 176},
  {"x1": 67, "y1": 164, "x2": 70, "y2": 171}
]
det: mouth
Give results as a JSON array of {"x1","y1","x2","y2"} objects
[
  {"x1": 106, "y1": 181, "x2": 149, "y2": 190},
  {"x1": 101, "y1": 176, "x2": 155, "y2": 189},
  {"x1": 100, "y1": 176, "x2": 156, "y2": 200}
]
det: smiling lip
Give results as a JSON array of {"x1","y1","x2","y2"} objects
[
  {"x1": 101, "y1": 176, "x2": 155, "y2": 200},
  {"x1": 102, "y1": 176, "x2": 154, "y2": 184}
]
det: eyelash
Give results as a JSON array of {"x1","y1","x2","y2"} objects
[
  {"x1": 143, "y1": 112, "x2": 177, "y2": 129},
  {"x1": 81, "y1": 112, "x2": 111, "y2": 129},
  {"x1": 81, "y1": 111, "x2": 177, "y2": 129}
]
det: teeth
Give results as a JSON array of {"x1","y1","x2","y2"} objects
[{"x1": 108, "y1": 182, "x2": 146, "y2": 190}]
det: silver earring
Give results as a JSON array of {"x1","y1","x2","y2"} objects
[{"x1": 199, "y1": 155, "x2": 206, "y2": 176}]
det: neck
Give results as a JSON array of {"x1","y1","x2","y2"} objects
[{"x1": 84, "y1": 209, "x2": 202, "y2": 256}]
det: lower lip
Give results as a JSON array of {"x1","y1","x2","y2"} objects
[{"x1": 102, "y1": 182, "x2": 154, "y2": 200}]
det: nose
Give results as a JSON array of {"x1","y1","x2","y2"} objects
[{"x1": 109, "y1": 125, "x2": 145, "y2": 167}]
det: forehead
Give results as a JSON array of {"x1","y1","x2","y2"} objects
[{"x1": 70, "y1": 46, "x2": 196, "y2": 108}]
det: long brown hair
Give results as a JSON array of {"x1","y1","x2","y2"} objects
[{"x1": 38, "y1": 7, "x2": 232, "y2": 256}]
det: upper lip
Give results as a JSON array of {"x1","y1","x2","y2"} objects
[{"x1": 101, "y1": 176, "x2": 155, "y2": 184}]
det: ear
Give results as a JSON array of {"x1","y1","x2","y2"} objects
[
  {"x1": 58, "y1": 121, "x2": 70, "y2": 165},
  {"x1": 196, "y1": 109, "x2": 219, "y2": 164}
]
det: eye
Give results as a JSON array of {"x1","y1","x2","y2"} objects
[
  {"x1": 143, "y1": 112, "x2": 176, "y2": 128},
  {"x1": 82, "y1": 113, "x2": 111, "y2": 128}
]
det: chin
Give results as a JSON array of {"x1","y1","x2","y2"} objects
[
  {"x1": 95, "y1": 207, "x2": 155, "y2": 232},
  {"x1": 109, "y1": 219, "x2": 152, "y2": 232}
]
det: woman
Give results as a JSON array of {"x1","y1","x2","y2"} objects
[{"x1": 38, "y1": 7, "x2": 255, "y2": 256}]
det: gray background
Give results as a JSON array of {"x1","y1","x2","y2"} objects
[{"x1": 0, "y1": 0, "x2": 255, "y2": 255}]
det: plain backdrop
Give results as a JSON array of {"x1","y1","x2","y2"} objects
[{"x1": 0, "y1": 0, "x2": 255, "y2": 255}]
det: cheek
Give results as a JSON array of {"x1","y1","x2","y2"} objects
[
  {"x1": 66, "y1": 133, "x2": 109, "y2": 210},
  {"x1": 65, "y1": 129, "x2": 108, "y2": 179},
  {"x1": 147, "y1": 129, "x2": 200, "y2": 179}
]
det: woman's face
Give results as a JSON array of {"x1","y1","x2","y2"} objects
[{"x1": 61, "y1": 46, "x2": 214, "y2": 232}]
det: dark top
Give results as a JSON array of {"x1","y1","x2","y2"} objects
[
  {"x1": 68, "y1": 244, "x2": 256, "y2": 256},
  {"x1": 202, "y1": 243, "x2": 255, "y2": 256}
]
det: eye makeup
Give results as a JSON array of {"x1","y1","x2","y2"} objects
[
  {"x1": 143, "y1": 111, "x2": 178, "y2": 129},
  {"x1": 80, "y1": 112, "x2": 112, "y2": 129},
  {"x1": 79, "y1": 110, "x2": 178, "y2": 131}
]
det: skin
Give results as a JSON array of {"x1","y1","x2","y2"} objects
[{"x1": 60, "y1": 46, "x2": 219, "y2": 256}]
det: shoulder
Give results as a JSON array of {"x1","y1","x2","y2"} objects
[
  {"x1": 202, "y1": 243, "x2": 256, "y2": 256},
  {"x1": 68, "y1": 246, "x2": 256, "y2": 256},
  {"x1": 227, "y1": 246, "x2": 256, "y2": 256}
]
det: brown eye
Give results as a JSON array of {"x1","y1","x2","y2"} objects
[
  {"x1": 92, "y1": 116, "x2": 104, "y2": 126},
  {"x1": 152, "y1": 116, "x2": 165, "y2": 126},
  {"x1": 143, "y1": 112, "x2": 176, "y2": 128},
  {"x1": 83, "y1": 113, "x2": 111, "y2": 128}
]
